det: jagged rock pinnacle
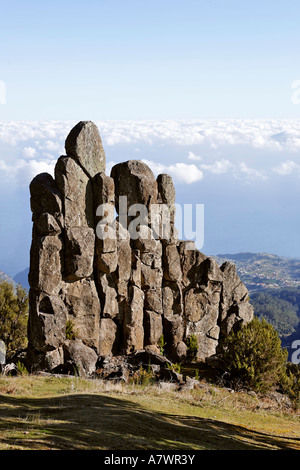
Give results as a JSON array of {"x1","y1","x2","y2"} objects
[{"x1": 27, "y1": 121, "x2": 254, "y2": 377}]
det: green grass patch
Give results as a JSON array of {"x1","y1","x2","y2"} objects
[{"x1": 0, "y1": 375, "x2": 299, "y2": 450}]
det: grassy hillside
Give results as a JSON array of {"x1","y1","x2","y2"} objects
[
  {"x1": 250, "y1": 290, "x2": 299, "y2": 336},
  {"x1": 0, "y1": 375, "x2": 299, "y2": 450}
]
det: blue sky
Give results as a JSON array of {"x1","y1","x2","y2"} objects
[
  {"x1": 1, "y1": 0, "x2": 300, "y2": 120},
  {"x1": 0, "y1": 1, "x2": 300, "y2": 277}
]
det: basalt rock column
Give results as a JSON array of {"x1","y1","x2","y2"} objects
[
  {"x1": 28, "y1": 121, "x2": 105, "y2": 372},
  {"x1": 28, "y1": 172, "x2": 66, "y2": 370},
  {"x1": 111, "y1": 161, "x2": 159, "y2": 353}
]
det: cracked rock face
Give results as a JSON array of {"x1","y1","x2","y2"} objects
[{"x1": 27, "y1": 121, "x2": 254, "y2": 374}]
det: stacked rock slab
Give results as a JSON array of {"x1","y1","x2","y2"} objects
[{"x1": 27, "y1": 121, "x2": 254, "y2": 375}]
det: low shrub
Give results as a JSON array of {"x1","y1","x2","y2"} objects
[
  {"x1": 186, "y1": 334, "x2": 198, "y2": 361},
  {"x1": 218, "y1": 316, "x2": 289, "y2": 393}
]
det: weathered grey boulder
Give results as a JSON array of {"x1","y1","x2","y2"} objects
[
  {"x1": 93, "y1": 172, "x2": 115, "y2": 215},
  {"x1": 65, "y1": 121, "x2": 106, "y2": 178},
  {"x1": 30, "y1": 173, "x2": 62, "y2": 217},
  {"x1": 63, "y1": 339, "x2": 98, "y2": 377},
  {"x1": 99, "y1": 318, "x2": 118, "y2": 356},
  {"x1": 64, "y1": 227, "x2": 95, "y2": 280},
  {"x1": 29, "y1": 234, "x2": 63, "y2": 296},
  {"x1": 95, "y1": 233, "x2": 118, "y2": 274},
  {"x1": 34, "y1": 213, "x2": 61, "y2": 236},
  {"x1": 178, "y1": 240, "x2": 207, "y2": 287},
  {"x1": 55, "y1": 156, "x2": 94, "y2": 229},
  {"x1": 111, "y1": 160, "x2": 157, "y2": 225},
  {"x1": 115, "y1": 223, "x2": 132, "y2": 297},
  {"x1": 28, "y1": 291, "x2": 67, "y2": 352},
  {"x1": 98, "y1": 273, "x2": 119, "y2": 319},
  {"x1": 124, "y1": 285, "x2": 145, "y2": 354},
  {"x1": 163, "y1": 244, "x2": 182, "y2": 282},
  {"x1": 156, "y1": 173, "x2": 177, "y2": 242},
  {"x1": 219, "y1": 261, "x2": 254, "y2": 336},
  {"x1": 127, "y1": 348, "x2": 173, "y2": 368},
  {"x1": 62, "y1": 278, "x2": 101, "y2": 351},
  {"x1": 163, "y1": 314, "x2": 185, "y2": 361},
  {"x1": 162, "y1": 281, "x2": 183, "y2": 317},
  {"x1": 144, "y1": 310, "x2": 163, "y2": 346},
  {"x1": 157, "y1": 173, "x2": 175, "y2": 208}
]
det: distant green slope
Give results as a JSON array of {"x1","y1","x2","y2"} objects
[
  {"x1": 250, "y1": 290, "x2": 299, "y2": 336},
  {"x1": 213, "y1": 253, "x2": 300, "y2": 359},
  {"x1": 214, "y1": 252, "x2": 300, "y2": 292}
]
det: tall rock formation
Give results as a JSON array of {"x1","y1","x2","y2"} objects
[{"x1": 27, "y1": 121, "x2": 254, "y2": 375}]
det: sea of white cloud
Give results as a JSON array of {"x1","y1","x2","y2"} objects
[
  {"x1": 0, "y1": 119, "x2": 300, "y2": 188},
  {"x1": 0, "y1": 118, "x2": 300, "y2": 276}
]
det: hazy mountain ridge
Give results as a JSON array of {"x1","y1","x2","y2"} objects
[
  {"x1": 13, "y1": 268, "x2": 29, "y2": 290},
  {"x1": 0, "y1": 271, "x2": 15, "y2": 285},
  {"x1": 0, "y1": 268, "x2": 29, "y2": 290},
  {"x1": 213, "y1": 252, "x2": 300, "y2": 292}
]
